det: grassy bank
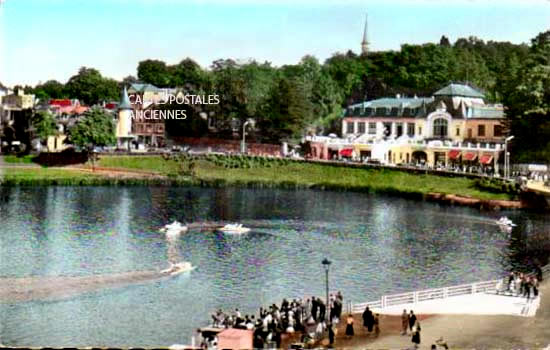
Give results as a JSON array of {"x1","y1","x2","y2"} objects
[
  {"x1": 3, "y1": 155, "x2": 36, "y2": 164},
  {"x1": 0, "y1": 167, "x2": 193, "y2": 186},
  {"x1": 95, "y1": 155, "x2": 514, "y2": 201},
  {"x1": 0, "y1": 155, "x2": 515, "y2": 201}
]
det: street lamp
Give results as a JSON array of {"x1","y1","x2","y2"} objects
[
  {"x1": 241, "y1": 120, "x2": 251, "y2": 154},
  {"x1": 504, "y1": 135, "x2": 514, "y2": 179},
  {"x1": 322, "y1": 258, "x2": 332, "y2": 324}
]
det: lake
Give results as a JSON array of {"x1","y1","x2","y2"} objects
[{"x1": 0, "y1": 186, "x2": 546, "y2": 347}]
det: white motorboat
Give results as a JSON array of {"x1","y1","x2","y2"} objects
[
  {"x1": 160, "y1": 261, "x2": 195, "y2": 276},
  {"x1": 160, "y1": 221, "x2": 188, "y2": 236},
  {"x1": 496, "y1": 216, "x2": 516, "y2": 227},
  {"x1": 217, "y1": 223, "x2": 251, "y2": 234}
]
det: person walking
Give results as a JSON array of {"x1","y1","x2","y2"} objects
[
  {"x1": 328, "y1": 323, "x2": 335, "y2": 347},
  {"x1": 401, "y1": 309, "x2": 408, "y2": 335},
  {"x1": 533, "y1": 277, "x2": 540, "y2": 298},
  {"x1": 408, "y1": 310, "x2": 417, "y2": 332},
  {"x1": 373, "y1": 313, "x2": 380, "y2": 337},
  {"x1": 411, "y1": 320, "x2": 421, "y2": 348},
  {"x1": 362, "y1": 306, "x2": 374, "y2": 333},
  {"x1": 345, "y1": 314, "x2": 354, "y2": 339}
]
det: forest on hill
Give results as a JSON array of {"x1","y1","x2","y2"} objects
[{"x1": 19, "y1": 31, "x2": 550, "y2": 162}]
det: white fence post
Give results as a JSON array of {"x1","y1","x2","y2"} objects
[
  {"x1": 413, "y1": 291, "x2": 418, "y2": 304},
  {"x1": 443, "y1": 287, "x2": 448, "y2": 299},
  {"x1": 472, "y1": 283, "x2": 476, "y2": 294}
]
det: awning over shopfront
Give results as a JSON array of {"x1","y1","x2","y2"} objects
[
  {"x1": 340, "y1": 148, "x2": 353, "y2": 157},
  {"x1": 448, "y1": 150, "x2": 461, "y2": 160},
  {"x1": 463, "y1": 152, "x2": 477, "y2": 161},
  {"x1": 480, "y1": 154, "x2": 493, "y2": 165}
]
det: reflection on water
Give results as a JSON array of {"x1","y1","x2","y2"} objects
[{"x1": 0, "y1": 186, "x2": 547, "y2": 347}]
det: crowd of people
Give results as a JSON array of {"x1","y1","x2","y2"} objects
[
  {"x1": 203, "y1": 292, "x2": 344, "y2": 349},
  {"x1": 496, "y1": 270, "x2": 541, "y2": 299}
]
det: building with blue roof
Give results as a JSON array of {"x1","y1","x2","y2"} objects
[{"x1": 308, "y1": 83, "x2": 508, "y2": 172}]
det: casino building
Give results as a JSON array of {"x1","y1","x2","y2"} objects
[{"x1": 308, "y1": 83, "x2": 508, "y2": 171}]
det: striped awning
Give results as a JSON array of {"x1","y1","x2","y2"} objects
[
  {"x1": 480, "y1": 154, "x2": 494, "y2": 165},
  {"x1": 464, "y1": 152, "x2": 477, "y2": 161},
  {"x1": 448, "y1": 150, "x2": 461, "y2": 160}
]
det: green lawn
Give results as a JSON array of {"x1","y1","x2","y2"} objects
[
  {"x1": 0, "y1": 155, "x2": 514, "y2": 200},
  {"x1": 3, "y1": 155, "x2": 36, "y2": 164},
  {"x1": 1, "y1": 168, "x2": 104, "y2": 185},
  {"x1": 96, "y1": 155, "x2": 179, "y2": 173},
  {"x1": 96, "y1": 155, "x2": 514, "y2": 201}
]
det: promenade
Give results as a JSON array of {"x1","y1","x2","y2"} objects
[{"x1": 328, "y1": 279, "x2": 549, "y2": 349}]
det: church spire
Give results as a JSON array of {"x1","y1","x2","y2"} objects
[{"x1": 361, "y1": 13, "x2": 369, "y2": 56}]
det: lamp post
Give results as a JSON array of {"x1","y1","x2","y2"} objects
[
  {"x1": 504, "y1": 135, "x2": 514, "y2": 179},
  {"x1": 241, "y1": 120, "x2": 250, "y2": 154},
  {"x1": 322, "y1": 258, "x2": 332, "y2": 324}
]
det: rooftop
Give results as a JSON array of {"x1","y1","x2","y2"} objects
[
  {"x1": 129, "y1": 83, "x2": 163, "y2": 93},
  {"x1": 434, "y1": 83, "x2": 485, "y2": 98}
]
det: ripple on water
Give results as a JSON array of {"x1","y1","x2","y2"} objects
[{"x1": 0, "y1": 186, "x2": 542, "y2": 347}]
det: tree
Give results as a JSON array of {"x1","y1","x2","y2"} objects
[
  {"x1": 33, "y1": 80, "x2": 66, "y2": 101},
  {"x1": 137, "y1": 59, "x2": 171, "y2": 87},
  {"x1": 259, "y1": 76, "x2": 313, "y2": 143},
  {"x1": 121, "y1": 75, "x2": 140, "y2": 86},
  {"x1": 31, "y1": 111, "x2": 57, "y2": 151},
  {"x1": 439, "y1": 35, "x2": 451, "y2": 47},
  {"x1": 65, "y1": 67, "x2": 119, "y2": 105},
  {"x1": 67, "y1": 107, "x2": 116, "y2": 152},
  {"x1": 211, "y1": 59, "x2": 278, "y2": 136}
]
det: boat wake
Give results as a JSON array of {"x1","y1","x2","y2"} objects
[{"x1": 0, "y1": 264, "x2": 194, "y2": 304}]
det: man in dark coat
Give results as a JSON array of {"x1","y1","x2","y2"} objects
[
  {"x1": 318, "y1": 299, "x2": 326, "y2": 322},
  {"x1": 362, "y1": 306, "x2": 374, "y2": 332},
  {"x1": 409, "y1": 310, "x2": 417, "y2": 331},
  {"x1": 311, "y1": 297, "x2": 318, "y2": 321}
]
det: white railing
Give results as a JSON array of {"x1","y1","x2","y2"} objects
[
  {"x1": 350, "y1": 279, "x2": 499, "y2": 314},
  {"x1": 349, "y1": 263, "x2": 550, "y2": 315}
]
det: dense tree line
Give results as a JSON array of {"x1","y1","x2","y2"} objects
[{"x1": 18, "y1": 31, "x2": 550, "y2": 162}]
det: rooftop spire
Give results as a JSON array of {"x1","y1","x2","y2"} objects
[
  {"x1": 119, "y1": 86, "x2": 132, "y2": 110},
  {"x1": 361, "y1": 12, "x2": 369, "y2": 56}
]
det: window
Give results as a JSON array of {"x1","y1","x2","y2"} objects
[
  {"x1": 396, "y1": 123, "x2": 403, "y2": 137},
  {"x1": 368, "y1": 122, "x2": 377, "y2": 135},
  {"x1": 468, "y1": 129, "x2": 472, "y2": 138},
  {"x1": 494, "y1": 125, "x2": 503, "y2": 137},
  {"x1": 456, "y1": 128, "x2": 460, "y2": 136},
  {"x1": 358, "y1": 122, "x2": 365, "y2": 134},
  {"x1": 418, "y1": 127, "x2": 422, "y2": 135},
  {"x1": 346, "y1": 121, "x2": 354, "y2": 134},
  {"x1": 407, "y1": 123, "x2": 415, "y2": 136},
  {"x1": 383, "y1": 122, "x2": 392, "y2": 137},
  {"x1": 433, "y1": 118, "x2": 448, "y2": 138},
  {"x1": 478, "y1": 125, "x2": 485, "y2": 137}
]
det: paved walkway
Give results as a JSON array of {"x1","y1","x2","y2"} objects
[
  {"x1": 371, "y1": 291, "x2": 540, "y2": 317},
  {"x1": 328, "y1": 280, "x2": 549, "y2": 349}
]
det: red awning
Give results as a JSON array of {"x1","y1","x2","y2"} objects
[
  {"x1": 463, "y1": 152, "x2": 477, "y2": 161},
  {"x1": 340, "y1": 148, "x2": 353, "y2": 157},
  {"x1": 480, "y1": 154, "x2": 494, "y2": 164},
  {"x1": 448, "y1": 150, "x2": 461, "y2": 160}
]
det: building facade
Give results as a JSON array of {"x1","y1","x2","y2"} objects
[
  {"x1": 127, "y1": 83, "x2": 170, "y2": 148},
  {"x1": 309, "y1": 83, "x2": 508, "y2": 171}
]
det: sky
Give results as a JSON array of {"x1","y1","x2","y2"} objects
[{"x1": 1, "y1": 0, "x2": 550, "y2": 87}]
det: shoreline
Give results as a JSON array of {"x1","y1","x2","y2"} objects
[{"x1": 0, "y1": 170, "x2": 526, "y2": 210}]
